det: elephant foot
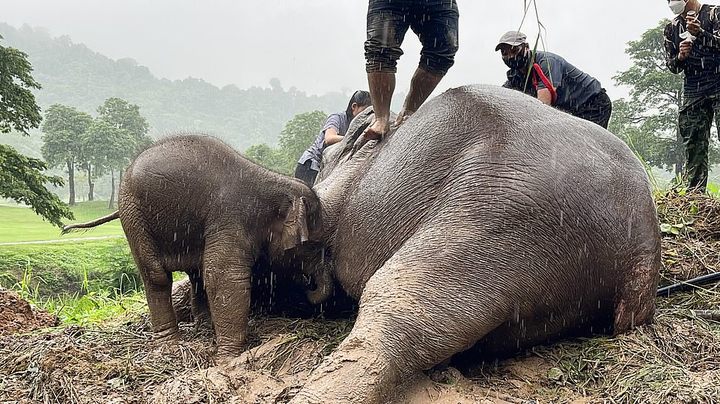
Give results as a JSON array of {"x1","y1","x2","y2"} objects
[
  {"x1": 291, "y1": 337, "x2": 398, "y2": 404},
  {"x1": 215, "y1": 334, "x2": 247, "y2": 360},
  {"x1": 153, "y1": 325, "x2": 180, "y2": 343},
  {"x1": 150, "y1": 334, "x2": 181, "y2": 358}
]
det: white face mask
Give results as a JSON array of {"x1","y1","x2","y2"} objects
[{"x1": 669, "y1": 0, "x2": 687, "y2": 15}]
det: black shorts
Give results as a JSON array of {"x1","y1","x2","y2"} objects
[{"x1": 364, "y1": 0, "x2": 459, "y2": 75}]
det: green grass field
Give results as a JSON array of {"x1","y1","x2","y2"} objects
[
  {"x1": 0, "y1": 238, "x2": 139, "y2": 296},
  {"x1": 0, "y1": 201, "x2": 124, "y2": 243}
]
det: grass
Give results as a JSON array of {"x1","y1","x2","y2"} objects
[
  {"x1": 0, "y1": 238, "x2": 140, "y2": 297},
  {"x1": 41, "y1": 290, "x2": 149, "y2": 326},
  {"x1": 0, "y1": 201, "x2": 123, "y2": 243}
]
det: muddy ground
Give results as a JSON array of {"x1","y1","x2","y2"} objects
[
  {"x1": 0, "y1": 289, "x2": 57, "y2": 336},
  {"x1": 1, "y1": 192, "x2": 719, "y2": 403}
]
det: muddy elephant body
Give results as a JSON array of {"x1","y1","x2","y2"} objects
[
  {"x1": 117, "y1": 136, "x2": 321, "y2": 355},
  {"x1": 293, "y1": 85, "x2": 661, "y2": 402}
]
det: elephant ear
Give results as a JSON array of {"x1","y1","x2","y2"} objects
[{"x1": 279, "y1": 196, "x2": 310, "y2": 251}]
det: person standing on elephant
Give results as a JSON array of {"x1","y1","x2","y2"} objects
[
  {"x1": 664, "y1": 0, "x2": 720, "y2": 192},
  {"x1": 496, "y1": 31, "x2": 612, "y2": 129},
  {"x1": 295, "y1": 90, "x2": 371, "y2": 186},
  {"x1": 363, "y1": 0, "x2": 459, "y2": 140}
]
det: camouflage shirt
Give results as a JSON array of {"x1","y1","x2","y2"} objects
[{"x1": 664, "y1": 4, "x2": 720, "y2": 99}]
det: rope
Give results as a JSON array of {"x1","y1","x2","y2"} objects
[{"x1": 517, "y1": 0, "x2": 554, "y2": 95}]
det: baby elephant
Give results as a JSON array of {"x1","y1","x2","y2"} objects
[{"x1": 64, "y1": 135, "x2": 327, "y2": 356}]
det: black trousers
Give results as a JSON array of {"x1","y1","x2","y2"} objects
[
  {"x1": 678, "y1": 93, "x2": 720, "y2": 192},
  {"x1": 365, "y1": 0, "x2": 459, "y2": 75},
  {"x1": 573, "y1": 89, "x2": 612, "y2": 129},
  {"x1": 294, "y1": 160, "x2": 318, "y2": 187}
]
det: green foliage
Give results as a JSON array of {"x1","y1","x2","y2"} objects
[
  {"x1": 82, "y1": 120, "x2": 129, "y2": 177},
  {"x1": 610, "y1": 100, "x2": 679, "y2": 171},
  {"x1": 97, "y1": 97, "x2": 149, "y2": 140},
  {"x1": 246, "y1": 110, "x2": 327, "y2": 175},
  {"x1": 94, "y1": 98, "x2": 152, "y2": 178},
  {"x1": 0, "y1": 36, "x2": 42, "y2": 135},
  {"x1": 40, "y1": 100, "x2": 150, "y2": 203},
  {"x1": 42, "y1": 290, "x2": 147, "y2": 325},
  {"x1": 0, "y1": 238, "x2": 138, "y2": 297},
  {"x1": 278, "y1": 110, "x2": 327, "y2": 168},
  {"x1": 0, "y1": 144, "x2": 73, "y2": 227},
  {"x1": 244, "y1": 143, "x2": 287, "y2": 173},
  {"x1": 0, "y1": 36, "x2": 73, "y2": 227},
  {"x1": 40, "y1": 104, "x2": 93, "y2": 168}
]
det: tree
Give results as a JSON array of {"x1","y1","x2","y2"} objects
[
  {"x1": 97, "y1": 97, "x2": 151, "y2": 206},
  {"x1": 245, "y1": 110, "x2": 327, "y2": 175},
  {"x1": 277, "y1": 110, "x2": 327, "y2": 173},
  {"x1": 244, "y1": 143, "x2": 286, "y2": 173},
  {"x1": 0, "y1": 36, "x2": 41, "y2": 135},
  {"x1": 41, "y1": 104, "x2": 93, "y2": 205},
  {"x1": 97, "y1": 97, "x2": 149, "y2": 140},
  {"x1": 612, "y1": 19, "x2": 703, "y2": 175},
  {"x1": 0, "y1": 37, "x2": 73, "y2": 227},
  {"x1": 609, "y1": 99, "x2": 680, "y2": 170},
  {"x1": 83, "y1": 119, "x2": 135, "y2": 207}
]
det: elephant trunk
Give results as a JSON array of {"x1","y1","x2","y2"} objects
[{"x1": 305, "y1": 262, "x2": 335, "y2": 305}]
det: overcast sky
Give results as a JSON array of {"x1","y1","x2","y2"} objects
[{"x1": 1, "y1": 1, "x2": 693, "y2": 101}]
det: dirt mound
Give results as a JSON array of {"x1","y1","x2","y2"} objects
[
  {"x1": 657, "y1": 191, "x2": 720, "y2": 283},
  {"x1": 0, "y1": 288, "x2": 58, "y2": 335}
]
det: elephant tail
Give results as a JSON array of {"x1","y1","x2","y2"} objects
[{"x1": 61, "y1": 211, "x2": 120, "y2": 234}]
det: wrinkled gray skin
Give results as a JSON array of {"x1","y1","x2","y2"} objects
[
  {"x1": 116, "y1": 136, "x2": 323, "y2": 356},
  {"x1": 290, "y1": 85, "x2": 661, "y2": 403}
]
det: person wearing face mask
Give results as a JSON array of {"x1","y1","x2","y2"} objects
[
  {"x1": 496, "y1": 31, "x2": 612, "y2": 129},
  {"x1": 664, "y1": 0, "x2": 720, "y2": 192}
]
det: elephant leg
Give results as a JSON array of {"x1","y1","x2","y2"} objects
[
  {"x1": 292, "y1": 245, "x2": 511, "y2": 403},
  {"x1": 189, "y1": 269, "x2": 211, "y2": 327},
  {"x1": 202, "y1": 231, "x2": 253, "y2": 357},
  {"x1": 124, "y1": 218, "x2": 178, "y2": 342},
  {"x1": 614, "y1": 251, "x2": 660, "y2": 333},
  {"x1": 171, "y1": 278, "x2": 193, "y2": 323}
]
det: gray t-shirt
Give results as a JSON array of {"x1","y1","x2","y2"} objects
[
  {"x1": 297, "y1": 112, "x2": 349, "y2": 171},
  {"x1": 532, "y1": 51, "x2": 602, "y2": 111}
]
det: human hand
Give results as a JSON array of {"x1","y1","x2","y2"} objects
[
  {"x1": 687, "y1": 15, "x2": 702, "y2": 36},
  {"x1": 678, "y1": 40, "x2": 693, "y2": 61}
]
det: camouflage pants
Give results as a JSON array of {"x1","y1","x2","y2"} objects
[{"x1": 679, "y1": 93, "x2": 720, "y2": 192}]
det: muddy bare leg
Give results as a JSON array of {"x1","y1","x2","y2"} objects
[
  {"x1": 365, "y1": 72, "x2": 395, "y2": 140},
  {"x1": 396, "y1": 67, "x2": 444, "y2": 125}
]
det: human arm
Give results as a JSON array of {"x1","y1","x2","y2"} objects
[
  {"x1": 664, "y1": 23, "x2": 687, "y2": 73},
  {"x1": 688, "y1": 9, "x2": 720, "y2": 49},
  {"x1": 321, "y1": 114, "x2": 345, "y2": 146},
  {"x1": 323, "y1": 127, "x2": 344, "y2": 146},
  {"x1": 537, "y1": 89, "x2": 553, "y2": 106},
  {"x1": 534, "y1": 59, "x2": 561, "y2": 106}
]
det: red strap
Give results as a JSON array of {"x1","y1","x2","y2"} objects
[{"x1": 531, "y1": 63, "x2": 557, "y2": 105}]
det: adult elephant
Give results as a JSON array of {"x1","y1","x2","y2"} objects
[
  {"x1": 63, "y1": 135, "x2": 327, "y2": 356},
  {"x1": 290, "y1": 84, "x2": 660, "y2": 403}
]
